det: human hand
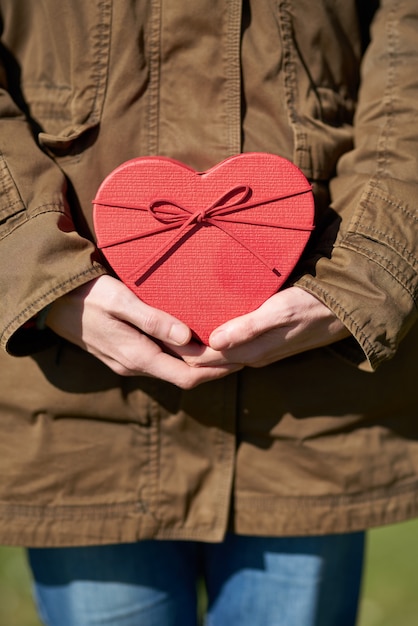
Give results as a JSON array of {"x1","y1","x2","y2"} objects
[
  {"x1": 45, "y1": 275, "x2": 242, "y2": 388},
  {"x1": 173, "y1": 286, "x2": 351, "y2": 368}
]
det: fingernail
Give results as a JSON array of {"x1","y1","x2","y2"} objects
[{"x1": 169, "y1": 323, "x2": 190, "y2": 345}]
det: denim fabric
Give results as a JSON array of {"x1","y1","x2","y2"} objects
[{"x1": 28, "y1": 532, "x2": 364, "y2": 626}]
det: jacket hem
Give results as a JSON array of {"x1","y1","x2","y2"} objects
[
  {"x1": 1, "y1": 485, "x2": 418, "y2": 546},
  {"x1": 232, "y1": 484, "x2": 418, "y2": 537}
]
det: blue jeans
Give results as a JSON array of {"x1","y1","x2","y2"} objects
[{"x1": 28, "y1": 532, "x2": 364, "y2": 626}]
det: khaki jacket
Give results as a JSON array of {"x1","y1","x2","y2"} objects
[{"x1": 0, "y1": 0, "x2": 417, "y2": 546}]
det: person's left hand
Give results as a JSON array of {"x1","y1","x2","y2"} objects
[{"x1": 172, "y1": 286, "x2": 351, "y2": 368}]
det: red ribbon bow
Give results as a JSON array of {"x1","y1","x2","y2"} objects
[{"x1": 94, "y1": 185, "x2": 314, "y2": 284}]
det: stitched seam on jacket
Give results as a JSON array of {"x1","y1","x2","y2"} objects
[
  {"x1": 350, "y1": 191, "x2": 418, "y2": 270},
  {"x1": 1, "y1": 265, "x2": 105, "y2": 345},
  {"x1": 298, "y1": 277, "x2": 379, "y2": 366},
  {"x1": 342, "y1": 182, "x2": 418, "y2": 296},
  {"x1": 0, "y1": 154, "x2": 25, "y2": 220},
  {"x1": 0, "y1": 502, "x2": 144, "y2": 520},
  {"x1": 86, "y1": 0, "x2": 112, "y2": 125},
  {"x1": 0, "y1": 205, "x2": 67, "y2": 240},
  {"x1": 215, "y1": 376, "x2": 236, "y2": 534},
  {"x1": 296, "y1": 276, "x2": 386, "y2": 369},
  {"x1": 147, "y1": 0, "x2": 161, "y2": 154},
  {"x1": 374, "y1": 1, "x2": 400, "y2": 176},
  {"x1": 277, "y1": 1, "x2": 311, "y2": 174},
  {"x1": 341, "y1": 238, "x2": 417, "y2": 300},
  {"x1": 351, "y1": 228, "x2": 417, "y2": 272},
  {"x1": 226, "y1": 0, "x2": 242, "y2": 155},
  {"x1": 236, "y1": 479, "x2": 418, "y2": 508}
]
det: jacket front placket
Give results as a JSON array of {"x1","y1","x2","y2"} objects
[{"x1": 139, "y1": 0, "x2": 244, "y2": 541}]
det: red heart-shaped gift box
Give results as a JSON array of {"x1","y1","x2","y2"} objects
[{"x1": 93, "y1": 152, "x2": 314, "y2": 344}]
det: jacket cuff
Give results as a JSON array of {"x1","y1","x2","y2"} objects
[
  {"x1": 296, "y1": 242, "x2": 417, "y2": 371},
  {"x1": 0, "y1": 208, "x2": 108, "y2": 356}
]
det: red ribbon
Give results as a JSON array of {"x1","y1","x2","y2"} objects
[{"x1": 94, "y1": 185, "x2": 314, "y2": 284}]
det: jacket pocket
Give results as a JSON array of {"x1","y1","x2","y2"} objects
[
  {"x1": 38, "y1": 117, "x2": 100, "y2": 156},
  {"x1": 0, "y1": 152, "x2": 25, "y2": 223},
  {"x1": 276, "y1": 1, "x2": 361, "y2": 179},
  {"x1": 17, "y1": 1, "x2": 112, "y2": 156}
]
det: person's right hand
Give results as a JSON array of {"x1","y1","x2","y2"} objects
[{"x1": 44, "y1": 275, "x2": 242, "y2": 389}]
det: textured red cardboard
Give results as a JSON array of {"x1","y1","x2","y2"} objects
[{"x1": 93, "y1": 153, "x2": 314, "y2": 344}]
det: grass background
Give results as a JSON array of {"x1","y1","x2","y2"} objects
[{"x1": 1, "y1": 519, "x2": 418, "y2": 625}]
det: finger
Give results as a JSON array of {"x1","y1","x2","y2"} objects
[
  {"x1": 104, "y1": 280, "x2": 192, "y2": 346},
  {"x1": 144, "y1": 351, "x2": 242, "y2": 389},
  {"x1": 208, "y1": 288, "x2": 307, "y2": 351},
  {"x1": 171, "y1": 341, "x2": 232, "y2": 367},
  {"x1": 92, "y1": 326, "x2": 241, "y2": 387},
  {"x1": 209, "y1": 300, "x2": 278, "y2": 351},
  {"x1": 170, "y1": 338, "x2": 253, "y2": 369}
]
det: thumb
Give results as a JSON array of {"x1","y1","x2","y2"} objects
[{"x1": 209, "y1": 312, "x2": 264, "y2": 350}]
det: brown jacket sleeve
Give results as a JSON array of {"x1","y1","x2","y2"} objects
[
  {"x1": 296, "y1": 0, "x2": 418, "y2": 370},
  {"x1": 0, "y1": 55, "x2": 105, "y2": 355}
]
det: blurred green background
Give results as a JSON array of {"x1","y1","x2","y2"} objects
[{"x1": 1, "y1": 519, "x2": 418, "y2": 625}]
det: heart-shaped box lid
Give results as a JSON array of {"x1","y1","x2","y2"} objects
[{"x1": 93, "y1": 152, "x2": 314, "y2": 344}]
